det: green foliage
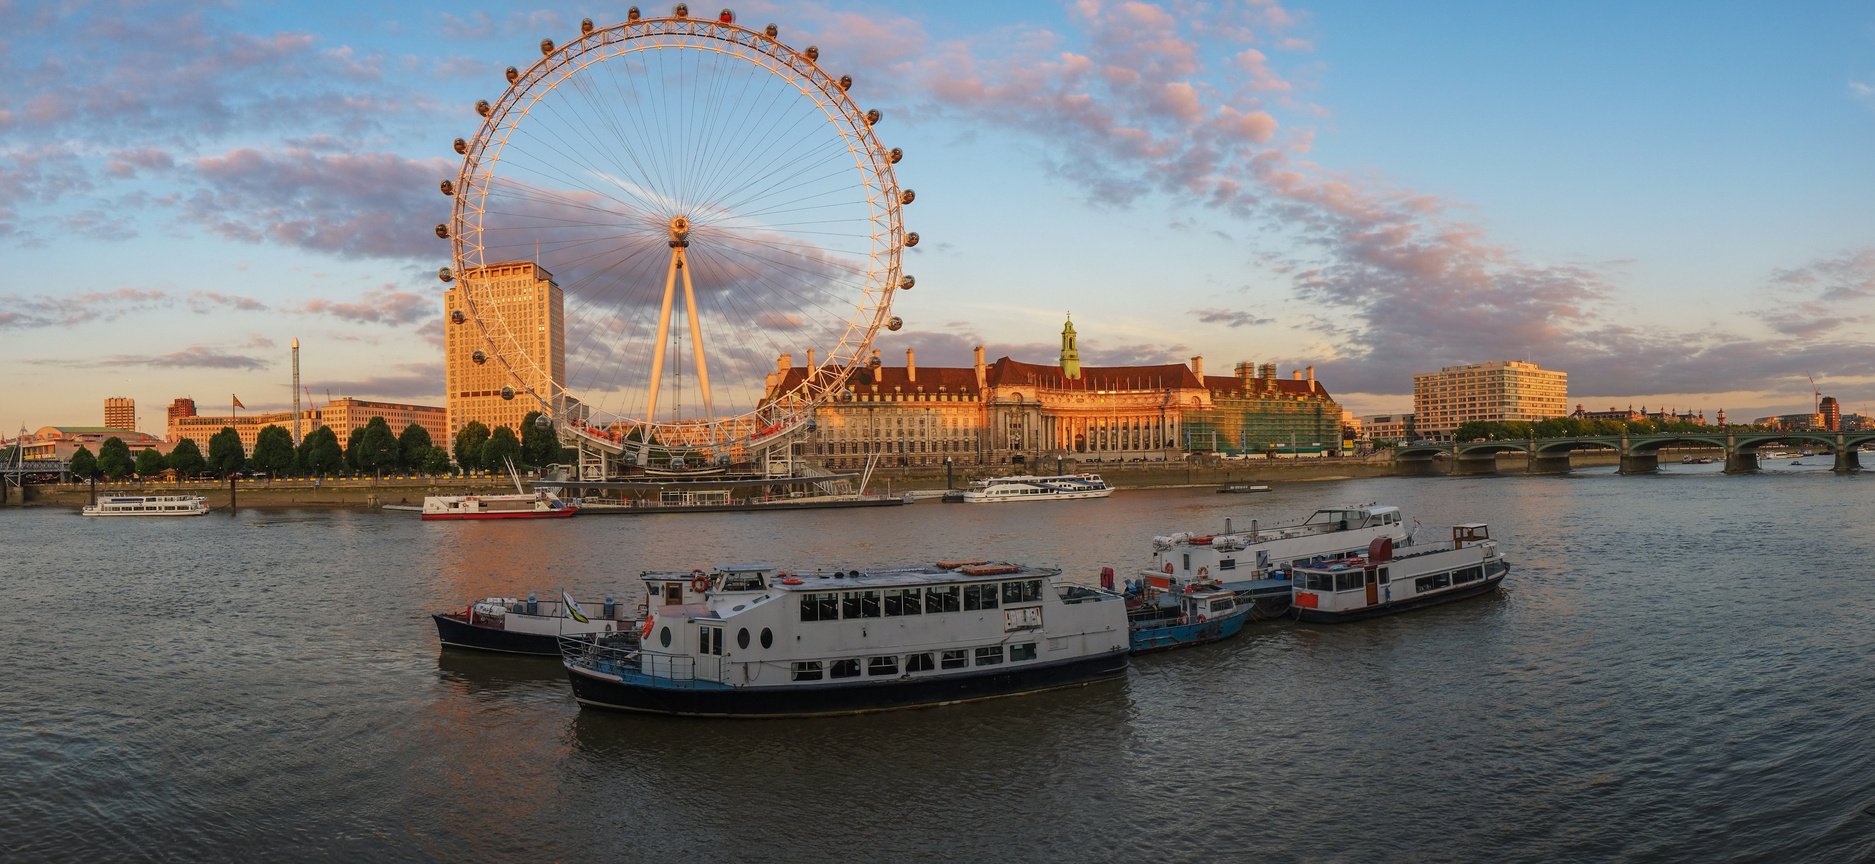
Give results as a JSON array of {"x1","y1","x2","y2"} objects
[
  {"x1": 520, "y1": 411, "x2": 559, "y2": 469},
  {"x1": 298, "y1": 426, "x2": 344, "y2": 475},
  {"x1": 398, "y1": 423, "x2": 433, "y2": 471},
  {"x1": 97, "y1": 436, "x2": 134, "y2": 479},
  {"x1": 251, "y1": 425, "x2": 297, "y2": 478},
  {"x1": 421, "y1": 445, "x2": 453, "y2": 475},
  {"x1": 134, "y1": 447, "x2": 167, "y2": 477},
  {"x1": 168, "y1": 438, "x2": 207, "y2": 477},
  {"x1": 207, "y1": 427, "x2": 246, "y2": 478},
  {"x1": 344, "y1": 426, "x2": 367, "y2": 471},
  {"x1": 453, "y1": 421, "x2": 490, "y2": 471},
  {"x1": 480, "y1": 425, "x2": 522, "y2": 471},
  {"x1": 357, "y1": 417, "x2": 399, "y2": 476},
  {"x1": 68, "y1": 445, "x2": 98, "y2": 479}
]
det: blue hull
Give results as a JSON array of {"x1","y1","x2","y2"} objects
[
  {"x1": 565, "y1": 650, "x2": 1129, "y2": 717},
  {"x1": 1129, "y1": 609, "x2": 1250, "y2": 653}
]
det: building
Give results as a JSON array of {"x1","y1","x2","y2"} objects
[
  {"x1": 444, "y1": 261, "x2": 566, "y2": 440},
  {"x1": 17, "y1": 426, "x2": 168, "y2": 461},
  {"x1": 1360, "y1": 413, "x2": 1417, "y2": 443},
  {"x1": 764, "y1": 318, "x2": 1341, "y2": 468},
  {"x1": 165, "y1": 397, "x2": 442, "y2": 456},
  {"x1": 165, "y1": 397, "x2": 197, "y2": 441},
  {"x1": 170, "y1": 408, "x2": 322, "y2": 455},
  {"x1": 104, "y1": 397, "x2": 135, "y2": 431},
  {"x1": 1820, "y1": 396, "x2": 1840, "y2": 431},
  {"x1": 319, "y1": 398, "x2": 447, "y2": 448},
  {"x1": 1412, "y1": 360, "x2": 1567, "y2": 439}
]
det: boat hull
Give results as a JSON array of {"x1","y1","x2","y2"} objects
[
  {"x1": 565, "y1": 649, "x2": 1129, "y2": 718},
  {"x1": 433, "y1": 613, "x2": 605, "y2": 655},
  {"x1": 1129, "y1": 608, "x2": 1251, "y2": 653},
  {"x1": 1292, "y1": 570, "x2": 1507, "y2": 624},
  {"x1": 421, "y1": 507, "x2": 578, "y2": 521},
  {"x1": 961, "y1": 490, "x2": 1111, "y2": 503}
]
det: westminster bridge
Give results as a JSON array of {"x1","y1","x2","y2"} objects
[{"x1": 1395, "y1": 431, "x2": 1875, "y2": 475}]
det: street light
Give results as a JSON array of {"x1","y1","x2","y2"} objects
[{"x1": 944, "y1": 456, "x2": 953, "y2": 489}]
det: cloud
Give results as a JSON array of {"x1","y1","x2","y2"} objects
[
  {"x1": 299, "y1": 284, "x2": 433, "y2": 326},
  {"x1": 0, "y1": 288, "x2": 168, "y2": 330},
  {"x1": 182, "y1": 147, "x2": 454, "y2": 261},
  {"x1": 1761, "y1": 248, "x2": 1875, "y2": 338},
  {"x1": 189, "y1": 291, "x2": 270, "y2": 313},
  {"x1": 319, "y1": 363, "x2": 446, "y2": 401},
  {"x1": 1852, "y1": 80, "x2": 1874, "y2": 108},
  {"x1": 29, "y1": 344, "x2": 269, "y2": 371},
  {"x1": 1192, "y1": 308, "x2": 1275, "y2": 328}
]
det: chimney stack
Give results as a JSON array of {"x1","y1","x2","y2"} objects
[
  {"x1": 974, "y1": 346, "x2": 987, "y2": 391},
  {"x1": 1306, "y1": 365, "x2": 1314, "y2": 389},
  {"x1": 906, "y1": 348, "x2": 916, "y2": 383},
  {"x1": 805, "y1": 348, "x2": 815, "y2": 373},
  {"x1": 1292, "y1": 369, "x2": 1303, "y2": 380},
  {"x1": 777, "y1": 353, "x2": 792, "y2": 374},
  {"x1": 1190, "y1": 356, "x2": 1204, "y2": 380}
]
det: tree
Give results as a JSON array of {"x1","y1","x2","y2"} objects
[
  {"x1": 421, "y1": 445, "x2": 453, "y2": 475},
  {"x1": 345, "y1": 426, "x2": 367, "y2": 472},
  {"x1": 252, "y1": 425, "x2": 297, "y2": 478},
  {"x1": 207, "y1": 426, "x2": 246, "y2": 478},
  {"x1": 357, "y1": 417, "x2": 399, "y2": 477},
  {"x1": 520, "y1": 411, "x2": 559, "y2": 469},
  {"x1": 168, "y1": 437, "x2": 207, "y2": 478},
  {"x1": 398, "y1": 423, "x2": 433, "y2": 472},
  {"x1": 68, "y1": 445, "x2": 98, "y2": 480},
  {"x1": 97, "y1": 436, "x2": 134, "y2": 479},
  {"x1": 134, "y1": 447, "x2": 167, "y2": 477},
  {"x1": 453, "y1": 421, "x2": 490, "y2": 471},
  {"x1": 298, "y1": 426, "x2": 344, "y2": 475},
  {"x1": 481, "y1": 425, "x2": 522, "y2": 472}
]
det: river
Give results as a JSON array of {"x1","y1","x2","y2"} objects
[{"x1": 2, "y1": 463, "x2": 1871, "y2": 862}]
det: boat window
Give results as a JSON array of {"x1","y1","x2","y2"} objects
[
  {"x1": 906, "y1": 653, "x2": 935, "y2": 673},
  {"x1": 1378, "y1": 567, "x2": 1390, "y2": 585},
  {"x1": 737, "y1": 628, "x2": 750, "y2": 650},
  {"x1": 884, "y1": 587, "x2": 922, "y2": 616},
  {"x1": 973, "y1": 646, "x2": 1004, "y2": 666},
  {"x1": 698, "y1": 627, "x2": 722, "y2": 656},
  {"x1": 791, "y1": 661, "x2": 823, "y2": 681},
  {"x1": 1219, "y1": 559, "x2": 1236, "y2": 571},
  {"x1": 659, "y1": 627, "x2": 672, "y2": 648},
  {"x1": 867, "y1": 656, "x2": 898, "y2": 676},
  {"x1": 663, "y1": 584, "x2": 683, "y2": 605},
  {"x1": 830, "y1": 659, "x2": 861, "y2": 679},
  {"x1": 801, "y1": 593, "x2": 838, "y2": 622},
  {"x1": 963, "y1": 584, "x2": 999, "y2": 610},
  {"x1": 860, "y1": 591, "x2": 881, "y2": 617},
  {"x1": 926, "y1": 586, "x2": 961, "y2": 613},
  {"x1": 1210, "y1": 597, "x2": 1235, "y2": 612},
  {"x1": 940, "y1": 649, "x2": 967, "y2": 669},
  {"x1": 1009, "y1": 643, "x2": 1037, "y2": 662},
  {"x1": 760, "y1": 628, "x2": 773, "y2": 649},
  {"x1": 1334, "y1": 570, "x2": 1362, "y2": 592},
  {"x1": 1304, "y1": 572, "x2": 1332, "y2": 592},
  {"x1": 1001, "y1": 580, "x2": 1042, "y2": 604},
  {"x1": 1454, "y1": 566, "x2": 1484, "y2": 584},
  {"x1": 1182, "y1": 553, "x2": 1190, "y2": 571}
]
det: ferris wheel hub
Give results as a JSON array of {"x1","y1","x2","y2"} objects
[{"x1": 667, "y1": 215, "x2": 691, "y2": 248}]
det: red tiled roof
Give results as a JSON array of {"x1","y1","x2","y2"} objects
[
  {"x1": 989, "y1": 357, "x2": 1205, "y2": 391},
  {"x1": 1203, "y1": 374, "x2": 1333, "y2": 401}
]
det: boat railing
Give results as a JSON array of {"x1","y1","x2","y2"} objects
[
  {"x1": 1059, "y1": 584, "x2": 1125, "y2": 605},
  {"x1": 561, "y1": 635, "x2": 704, "y2": 681}
]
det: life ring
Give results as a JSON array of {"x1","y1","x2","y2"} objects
[
  {"x1": 1197, "y1": 614, "x2": 1207, "y2": 624},
  {"x1": 1197, "y1": 566, "x2": 1210, "y2": 579},
  {"x1": 691, "y1": 571, "x2": 710, "y2": 593},
  {"x1": 639, "y1": 615, "x2": 654, "y2": 639},
  {"x1": 1163, "y1": 562, "x2": 1174, "y2": 574},
  {"x1": 780, "y1": 577, "x2": 804, "y2": 585}
]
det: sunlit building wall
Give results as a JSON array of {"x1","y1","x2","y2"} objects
[
  {"x1": 1412, "y1": 360, "x2": 1567, "y2": 438},
  {"x1": 445, "y1": 261, "x2": 565, "y2": 440}
]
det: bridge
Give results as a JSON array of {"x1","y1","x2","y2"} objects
[{"x1": 1394, "y1": 431, "x2": 1875, "y2": 475}]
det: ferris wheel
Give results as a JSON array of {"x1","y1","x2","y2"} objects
[{"x1": 438, "y1": 6, "x2": 916, "y2": 469}]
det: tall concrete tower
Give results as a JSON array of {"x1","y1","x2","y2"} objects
[
  {"x1": 291, "y1": 337, "x2": 301, "y2": 445},
  {"x1": 1058, "y1": 314, "x2": 1081, "y2": 381}
]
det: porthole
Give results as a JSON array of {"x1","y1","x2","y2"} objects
[
  {"x1": 659, "y1": 626, "x2": 672, "y2": 648},
  {"x1": 760, "y1": 628, "x2": 773, "y2": 649},
  {"x1": 737, "y1": 628, "x2": 751, "y2": 650}
]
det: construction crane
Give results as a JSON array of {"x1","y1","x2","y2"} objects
[{"x1": 1808, "y1": 372, "x2": 1821, "y2": 415}]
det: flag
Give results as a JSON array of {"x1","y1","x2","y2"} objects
[
  {"x1": 232, "y1": 394, "x2": 245, "y2": 410},
  {"x1": 562, "y1": 590, "x2": 589, "y2": 623}
]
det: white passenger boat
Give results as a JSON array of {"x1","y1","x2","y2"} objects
[
  {"x1": 561, "y1": 561, "x2": 1129, "y2": 717},
  {"x1": 1290, "y1": 524, "x2": 1509, "y2": 622},
  {"x1": 1139, "y1": 503, "x2": 1414, "y2": 617},
  {"x1": 420, "y1": 489, "x2": 576, "y2": 520},
  {"x1": 959, "y1": 473, "x2": 1112, "y2": 503},
  {"x1": 432, "y1": 592, "x2": 633, "y2": 655},
  {"x1": 81, "y1": 495, "x2": 209, "y2": 517}
]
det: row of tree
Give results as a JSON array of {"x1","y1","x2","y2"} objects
[
  {"x1": 1451, "y1": 417, "x2": 1765, "y2": 441},
  {"x1": 63, "y1": 412, "x2": 568, "y2": 480}
]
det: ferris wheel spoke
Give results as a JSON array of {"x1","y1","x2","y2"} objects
[
  {"x1": 685, "y1": 60, "x2": 817, "y2": 213},
  {"x1": 507, "y1": 111, "x2": 672, "y2": 219}
]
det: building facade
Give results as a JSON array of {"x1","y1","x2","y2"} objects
[
  {"x1": 170, "y1": 409, "x2": 321, "y2": 455},
  {"x1": 104, "y1": 397, "x2": 135, "y2": 431},
  {"x1": 444, "y1": 261, "x2": 566, "y2": 440},
  {"x1": 320, "y1": 398, "x2": 448, "y2": 448},
  {"x1": 166, "y1": 397, "x2": 442, "y2": 455},
  {"x1": 1412, "y1": 360, "x2": 1567, "y2": 438},
  {"x1": 18, "y1": 426, "x2": 167, "y2": 461},
  {"x1": 1183, "y1": 362, "x2": 1345, "y2": 455},
  {"x1": 1360, "y1": 413, "x2": 1417, "y2": 443}
]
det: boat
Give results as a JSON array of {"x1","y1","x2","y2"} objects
[
  {"x1": 422, "y1": 459, "x2": 577, "y2": 520},
  {"x1": 81, "y1": 494, "x2": 208, "y2": 517},
  {"x1": 1112, "y1": 567, "x2": 1252, "y2": 653},
  {"x1": 1143, "y1": 503, "x2": 1413, "y2": 616},
  {"x1": 559, "y1": 561, "x2": 1129, "y2": 717},
  {"x1": 1678, "y1": 456, "x2": 1715, "y2": 465},
  {"x1": 432, "y1": 592, "x2": 635, "y2": 655},
  {"x1": 1217, "y1": 484, "x2": 1271, "y2": 494},
  {"x1": 959, "y1": 473, "x2": 1112, "y2": 503},
  {"x1": 1290, "y1": 525, "x2": 1509, "y2": 623}
]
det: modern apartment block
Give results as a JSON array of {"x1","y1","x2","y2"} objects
[
  {"x1": 444, "y1": 261, "x2": 566, "y2": 439},
  {"x1": 1411, "y1": 360, "x2": 1567, "y2": 438},
  {"x1": 104, "y1": 397, "x2": 135, "y2": 430}
]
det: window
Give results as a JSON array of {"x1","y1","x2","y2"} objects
[
  {"x1": 659, "y1": 627, "x2": 672, "y2": 648},
  {"x1": 791, "y1": 661, "x2": 823, "y2": 681},
  {"x1": 1334, "y1": 570, "x2": 1362, "y2": 592},
  {"x1": 737, "y1": 628, "x2": 750, "y2": 650},
  {"x1": 830, "y1": 659, "x2": 861, "y2": 679},
  {"x1": 974, "y1": 646, "x2": 1004, "y2": 666},
  {"x1": 926, "y1": 585, "x2": 961, "y2": 613},
  {"x1": 964, "y1": 584, "x2": 999, "y2": 610},
  {"x1": 1009, "y1": 642, "x2": 1037, "y2": 662},
  {"x1": 867, "y1": 656, "x2": 898, "y2": 676},
  {"x1": 1219, "y1": 559, "x2": 1237, "y2": 571},
  {"x1": 1002, "y1": 580, "x2": 1041, "y2": 604},
  {"x1": 858, "y1": 591, "x2": 881, "y2": 618},
  {"x1": 800, "y1": 593, "x2": 838, "y2": 621},
  {"x1": 1378, "y1": 567, "x2": 1390, "y2": 585},
  {"x1": 760, "y1": 628, "x2": 773, "y2": 649},
  {"x1": 906, "y1": 653, "x2": 935, "y2": 673},
  {"x1": 940, "y1": 649, "x2": 968, "y2": 669},
  {"x1": 884, "y1": 587, "x2": 922, "y2": 616},
  {"x1": 1182, "y1": 553, "x2": 1190, "y2": 570}
]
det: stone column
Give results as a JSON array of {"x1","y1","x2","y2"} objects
[
  {"x1": 1834, "y1": 432, "x2": 1861, "y2": 473},
  {"x1": 1618, "y1": 452, "x2": 1658, "y2": 474},
  {"x1": 1723, "y1": 432, "x2": 1757, "y2": 474},
  {"x1": 1527, "y1": 453, "x2": 1572, "y2": 475},
  {"x1": 1452, "y1": 453, "x2": 1499, "y2": 476}
]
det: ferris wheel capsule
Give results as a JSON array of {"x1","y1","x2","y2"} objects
[
  {"x1": 674, "y1": 4, "x2": 688, "y2": 18},
  {"x1": 453, "y1": 138, "x2": 467, "y2": 155},
  {"x1": 865, "y1": 108, "x2": 881, "y2": 126},
  {"x1": 472, "y1": 350, "x2": 487, "y2": 364},
  {"x1": 886, "y1": 316, "x2": 903, "y2": 332},
  {"x1": 505, "y1": 66, "x2": 519, "y2": 84},
  {"x1": 719, "y1": 9, "x2": 735, "y2": 24},
  {"x1": 450, "y1": 309, "x2": 465, "y2": 324},
  {"x1": 899, "y1": 275, "x2": 915, "y2": 290},
  {"x1": 439, "y1": 179, "x2": 454, "y2": 196},
  {"x1": 628, "y1": 7, "x2": 641, "y2": 22},
  {"x1": 839, "y1": 75, "x2": 852, "y2": 91},
  {"x1": 475, "y1": 99, "x2": 490, "y2": 117},
  {"x1": 900, "y1": 189, "x2": 915, "y2": 205},
  {"x1": 435, "y1": 224, "x2": 449, "y2": 239},
  {"x1": 804, "y1": 45, "x2": 819, "y2": 62},
  {"x1": 535, "y1": 414, "x2": 554, "y2": 429},
  {"x1": 764, "y1": 23, "x2": 777, "y2": 38},
  {"x1": 540, "y1": 38, "x2": 554, "y2": 56},
  {"x1": 889, "y1": 147, "x2": 903, "y2": 164},
  {"x1": 581, "y1": 18, "x2": 594, "y2": 35},
  {"x1": 438, "y1": 267, "x2": 454, "y2": 282},
  {"x1": 903, "y1": 232, "x2": 919, "y2": 248},
  {"x1": 501, "y1": 386, "x2": 516, "y2": 401}
]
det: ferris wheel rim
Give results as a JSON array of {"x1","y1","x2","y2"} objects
[{"x1": 443, "y1": 12, "x2": 909, "y2": 453}]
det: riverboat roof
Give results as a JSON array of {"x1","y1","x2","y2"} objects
[{"x1": 644, "y1": 562, "x2": 1063, "y2": 590}]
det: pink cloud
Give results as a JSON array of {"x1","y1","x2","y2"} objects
[{"x1": 299, "y1": 284, "x2": 432, "y2": 326}]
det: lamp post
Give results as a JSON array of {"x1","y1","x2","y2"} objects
[{"x1": 944, "y1": 456, "x2": 953, "y2": 489}]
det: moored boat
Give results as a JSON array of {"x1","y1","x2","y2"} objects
[
  {"x1": 1118, "y1": 567, "x2": 1251, "y2": 653},
  {"x1": 1290, "y1": 525, "x2": 1508, "y2": 623},
  {"x1": 1217, "y1": 484, "x2": 1271, "y2": 494},
  {"x1": 81, "y1": 495, "x2": 209, "y2": 517},
  {"x1": 421, "y1": 489, "x2": 577, "y2": 520},
  {"x1": 1145, "y1": 503, "x2": 1412, "y2": 616},
  {"x1": 959, "y1": 473, "x2": 1112, "y2": 503},
  {"x1": 560, "y1": 561, "x2": 1129, "y2": 717},
  {"x1": 433, "y1": 592, "x2": 634, "y2": 655}
]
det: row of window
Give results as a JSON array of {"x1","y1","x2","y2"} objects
[
  {"x1": 790, "y1": 643, "x2": 1040, "y2": 681},
  {"x1": 798, "y1": 580, "x2": 1044, "y2": 621},
  {"x1": 1415, "y1": 565, "x2": 1487, "y2": 593}
]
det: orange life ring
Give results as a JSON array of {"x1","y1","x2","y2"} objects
[
  {"x1": 1163, "y1": 562, "x2": 1174, "y2": 574},
  {"x1": 780, "y1": 577, "x2": 804, "y2": 585},
  {"x1": 640, "y1": 615, "x2": 654, "y2": 639},
  {"x1": 1197, "y1": 614, "x2": 1207, "y2": 624},
  {"x1": 691, "y1": 571, "x2": 710, "y2": 593}
]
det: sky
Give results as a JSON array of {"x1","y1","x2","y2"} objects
[{"x1": 4, "y1": 0, "x2": 1874, "y2": 436}]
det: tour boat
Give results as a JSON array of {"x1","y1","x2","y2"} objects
[
  {"x1": 1144, "y1": 503, "x2": 1412, "y2": 606},
  {"x1": 1217, "y1": 484, "x2": 1271, "y2": 494},
  {"x1": 1289, "y1": 525, "x2": 1509, "y2": 623},
  {"x1": 420, "y1": 489, "x2": 577, "y2": 520},
  {"x1": 81, "y1": 495, "x2": 209, "y2": 517},
  {"x1": 1116, "y1": 566, "x2": 1252, "y2": 653},
  {"x1": 959, "y1": 473, "x2": 1112, "y2": 503},
  {"x1": 432, "y1": 592, "x2": 635, "y2": 655},
  {"x1": 560, "y1": 561, "x2": 1130, "y2": 717}
]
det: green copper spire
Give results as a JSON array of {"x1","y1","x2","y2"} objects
[{"x1": 1059, "y1": 313, "x2": 1081, "y2": 380}]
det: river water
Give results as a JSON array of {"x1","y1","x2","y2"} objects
[{"x1": 2, "y1": 463, "x2": 1872, "y2": 862}]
